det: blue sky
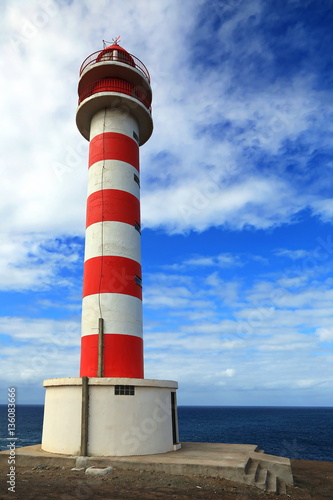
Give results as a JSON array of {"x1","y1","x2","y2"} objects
[{"x1": 0, "y1": 0, "x2": 333, "y2": 405}]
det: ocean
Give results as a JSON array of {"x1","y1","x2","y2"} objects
[{"x1": 0, "y1": 405, "x2": 332, "y2": 462}]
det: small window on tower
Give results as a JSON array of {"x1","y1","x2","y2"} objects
[
  {"x1": 134, "y1": 221, "x2": 141, "y2": 233},
  {"x1": 134, "y1": 174, "x2": 140, "y2": 187},
  {"x1": 133, "y1": 131, "x2": 139, "y2": 143},
  {"x1": 115, "y1": 385, "x2": 135, "y2": 396},
  {"x1": 134, "y1": 276, "x2": 142, "y2": 287}
]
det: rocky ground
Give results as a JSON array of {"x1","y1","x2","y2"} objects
[{"x1": 0, "y1": 459, "x2": 332, "y2": 499}]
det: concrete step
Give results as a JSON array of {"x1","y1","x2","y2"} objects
[
  {"x1": 277, "y1": 476, "x2": 287, "y2": 495},
  {"x1": 266, "y1": 470, "x2": 278, "y2": 493},
  {"x1": 249, "y1": 450, "x2": 294, "y2": 486},
  {"x1": 255, "y1": 465, "x2": 268, "y2": 490},
  {"x1": 244, "y1": 457, "x2": 288, "y2": 495},
  {"x1": 244, "y1": 458, "x2": 259, "y2": 477}
]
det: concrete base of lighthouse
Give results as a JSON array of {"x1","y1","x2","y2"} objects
[{"x1": 41, "y1": 377, "x2": 181, "y2": 457}]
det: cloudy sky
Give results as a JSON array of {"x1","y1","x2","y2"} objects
[{"x1": 0, "y1": 0, "x2": 333, "y2": 406}]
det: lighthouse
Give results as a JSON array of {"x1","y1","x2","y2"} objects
[
  {"x1": 41, "y1": 39, "x2": 180, "y2": 457},
  {"x1": 77, "y1": 39, "x2": 150, "y2": 380}
]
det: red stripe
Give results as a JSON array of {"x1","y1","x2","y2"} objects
[
  {"x1": 86, "y1": 189, "x2": 140, "y2": 228},
  {"x1": 80, "y1": 334, "x2": 144, "y2": 378},
  {"x1": 83, "y1": 256, "x2": 142, "y2": 299},
  {"x1": 89, "y1": 132, "x2": 139, "y2": 170}
]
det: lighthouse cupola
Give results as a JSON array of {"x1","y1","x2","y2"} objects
[{"x1": 76, "y1": 39, "x2": 153, "y2": 145}]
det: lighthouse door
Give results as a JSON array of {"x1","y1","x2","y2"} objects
[{"x1": 171, "y1": 391, "x2": 179, "y2": 445}]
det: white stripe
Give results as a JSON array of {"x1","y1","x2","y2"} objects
[
  {"x1": 90, "y1": 108, "x2": 139, "y2": 141},
  {"x1": 81, "y1": 293, "x2": 142, "y2": 338},
  {"x1": 84, "y1": 221, "x2": 141, "y2": 263},
  {"x1": 88, "y1": 160, "x2": 140, "y2": 199}
]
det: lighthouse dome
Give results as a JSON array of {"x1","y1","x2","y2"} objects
[{"x1": 96, "y1": 43, "x2": 135, "y2": 67}]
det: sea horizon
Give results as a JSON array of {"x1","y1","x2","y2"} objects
[
  {"x1": 1, "y1": 405, "x2": 333, "y2": 462},
  {"x1": 1, "y1": 403, "x2": 332, "y2": 407}
]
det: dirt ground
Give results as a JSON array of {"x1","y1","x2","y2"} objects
[{"x1": 0, "y1": 459, "x2": 332, "y2": 500}]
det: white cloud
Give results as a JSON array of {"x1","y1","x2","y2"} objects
[
  {"x1": 0, "y1": 0, "x2": 331, "y2": 240},
  {"x1": 316, "y1": 327, "x2": 333, "y2": 343},
  {"x1": 0, "y1": 234, "x2": 82, "y2": 291},
  {"x1": 311, "y1": 199, "x2": 333, "y2": 222},
  {"x1": 276, "y1": 276, "x2": 308, "y2": 289},
  {"x1": 164, "y1": 253, "x2": 243, "y2": 270},
  {"x1": 221, "y1": 368, "x2": 235, "y2": 377},
  {"x1": 0, "y1": 316, "x2": 80, "y2": 392},
  {"x1": 294, "y1": 379, "x2": 320, "y2": 389},
  {"x1": 142, "y1": 175, "x2": 308, "y2": 233},
  {"x1": 140, "y1": 251, "x2": 333, "y2": 404},
  {"x1": 0, "y1": 316, "x2": 80, "y2": 345},
  {"x1": 2, "y1": 257, "x2": 333, "y2": 404},
  {"x1": 274, "y1": 249, "x2": 311, "y2": 260}
]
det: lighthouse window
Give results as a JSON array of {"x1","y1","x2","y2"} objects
[
  {"x1": 100, "y1": 50, "x2": 115, "y2": 61},
  {"x1": 134, "y1": 276, "x2": 142, "y2": 287},
  {"x1": 133, "y1": 131, "x2": 139, "y2": 143},
  {"x1": 134, "y1": 221, "x2": 141, "y2": 233},
  {"x1": 118, "y1": 52, "x2": 134, "y2": 65},
  {"x1": 134, "y1": 173, "x2": 140, "y2": 186},
  {"x1": 115, "y1": 385, "x2": 135, "y2": 396}
]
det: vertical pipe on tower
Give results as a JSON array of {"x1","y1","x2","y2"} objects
[{"x1": 97, "y1": 317, "x2": 104, "y2": 377}]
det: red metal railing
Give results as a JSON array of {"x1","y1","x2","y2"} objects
[
  {"x1": 78, "y1": 78, "x2": 152, "y2": 113},
  {"x1": 80, "y1": 49, "x2": 150, "y2": 82}
]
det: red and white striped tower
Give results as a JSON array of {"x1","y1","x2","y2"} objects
[
  {"x1": 76, "y1": 40, "x2": 153, "y2": 379},
  {"x1": 42, "y1": 41, "x2": 180, "y2": 457}
]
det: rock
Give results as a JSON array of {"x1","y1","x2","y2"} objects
[
  {"x1": 32, "y1": 464, "x2": 47, "y2": 470},
  {"x1": 75, "y1": 456, "x2": 90, "y2": 469},
  {"x1": 85, "y1": 466, "x2": 113, "y2": 476}
]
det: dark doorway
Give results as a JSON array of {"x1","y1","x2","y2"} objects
[{"x1": 171, "y1": 391, "x2": 179, "y2": 445}]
